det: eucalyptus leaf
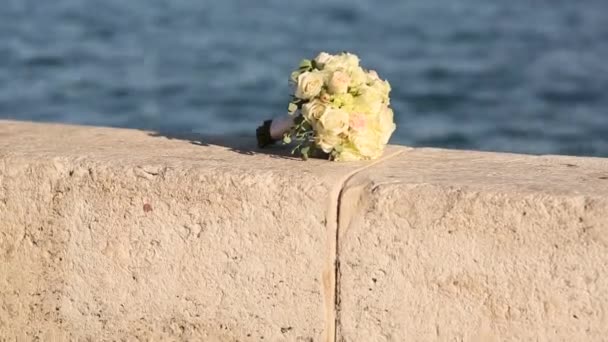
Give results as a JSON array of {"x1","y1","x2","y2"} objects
[
  {"x1": 291, "y1": 143, "x2": 303, "y2": 155},
  {"x1": 294, "y1": 114, "x2": 305, "y2": 126},
  {"x1": 301, "y1": 121, "x2": 312, "y2": 131},
  {"x1": 291, "y1": 71, "x2": 301, "y2": 82},
  {"x1": 299, "y1": 59, "x2": 312, "y2": 69},
  {"x1": 288, "y1": 102, "x2": 298, "y2": 114},
  {"x1": 300, "y1": 146, "x2": 310, "y2": 157}
]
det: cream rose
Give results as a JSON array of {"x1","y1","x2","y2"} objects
[
  {"x1": 302, "y1": 100, "x2": 328, "y2": 123},
  {"x1": 349, "y1": 113, "x2": 367, "y2": 132},
  {"x1": 295, "y1": 71, "x2": 324, "y2": 100},
  {"x1": 323, "y1": 53, "x2": 359, "y2": 72},
  {"x1": 319, "y1": 107, "x2": 349, "y2": 135},
  {"x1": 328, "y1": 71, "x2": 350, "y2": 94},
  {"x1": 378, "y1": 106, "x2": 396, "y2": 144},
  {"x1": 370, "y1": 79, "x2": 391, "y2": 101},
  {"x1": 334, "y1": 145, "x2": 364, "y2": 161},
  {"x1": 315, "y1": 133, "x2": 342, "y2": 153},
  {"x1": 337, "y1": 53, "x2": 360, "y2": 69},
  {"x1": 319, "y1": 91, "x2": 332, "y2": 103},
  {"x1": 354, "y1": 85, "x2": 384, "y2": 115},
  {"x1": 368, "y1": 70, "x2": 380, "y2": 81},
  {"x1": 314, "y1": 52, "x2": 334, "y2": 68},
  {"x1": 351, "y1": 131, "x2": 383, "y2": 158},
  {"x1": 349, "y1": 67, "x2": 368, "y2": 88}
]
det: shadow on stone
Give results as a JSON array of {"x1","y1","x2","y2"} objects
[{"x1": 147, "y1": 130, "x2": 297, "y2": 160}]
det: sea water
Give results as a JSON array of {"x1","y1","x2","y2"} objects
[{"x1": 1, "y1": 0, "x2": 607, "y2": 156}]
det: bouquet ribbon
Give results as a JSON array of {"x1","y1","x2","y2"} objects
[{"x1": 256, "y1": 115, "x2": 294, "y2": 148}]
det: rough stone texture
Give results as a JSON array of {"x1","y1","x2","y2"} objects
[
  {"x1": 0, "y1": 120, "x2": 372, "y2": 341},
  {"x1": 337, "y1": 148, "x2": 608, "y2": 341},
  {"x1": 3, "y1": 121, "x2": 608, "y2": 341}
]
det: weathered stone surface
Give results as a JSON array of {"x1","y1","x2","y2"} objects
[
  {"x1": 337, "y1": 148, "x2": 608, "y2": 341},
  {"x1": 3, "y1": 121, "x2": 608, "y2": 341},
  {"x1": 0, "y1": 120, "x2": 374, "y2": 341}
]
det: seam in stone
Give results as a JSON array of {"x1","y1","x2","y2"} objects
[{"x1": 327, "y1": 149, "x2": 406, "y2": 342}]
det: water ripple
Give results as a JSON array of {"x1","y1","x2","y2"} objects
[{"x1": 0, "y1": 0, "x2": 607, "y2": 156}]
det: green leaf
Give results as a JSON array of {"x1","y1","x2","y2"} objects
[
  {"x1": 288, "y1": 102, "x2": 298, "y2": 114},
  {"x1": 294, "y1": 114, "x2": 305, "y2": 126},
  {"x1": 299, "y1": 59, "x2": 312, "y2": 69},
  {"x1": 300, "y1": 146, "x2": 310, "y2": 160},
  {"x1": 301, "y1": 120, "x2": 312, "y2": 131},
  {"x1": 291, "y1": 143, "x2": 303, "y2": 155},
  {"x1": 291, "y1": 70, "x2": 302, "y2": 82}
]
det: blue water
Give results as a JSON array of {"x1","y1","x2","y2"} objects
[{"x1": 1, "y1": 0, "x2": 607, "y2": 156}]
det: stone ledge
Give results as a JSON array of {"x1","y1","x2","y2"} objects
[
  {"x1": 0, "y1": 120, "x2": 376, "y2": 341},
  {"x1": 337, "y1": 148, "x2": 608, "y2": 341},
  {"x1": 1, "y1": 120, "x2": 607, "y2": 341}
]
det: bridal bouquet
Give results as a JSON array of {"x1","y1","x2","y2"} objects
[{"x1": 257, "y1": 52, "x2": 396, "y2": 161}]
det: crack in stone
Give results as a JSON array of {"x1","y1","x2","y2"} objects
[{"x1": 324, "y1": 149, "x2": 406, "y2": 342}]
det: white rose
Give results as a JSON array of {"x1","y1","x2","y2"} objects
[
  {"x1": 366, "y1": 70, "x2": 383, "y2": 86},
  {"x1": 323, "y1": 53, "x2": 354, "y2": 71},
  {"x1": 354, "y1": 85, "x2": 384, "y2": 115},
  {"x1": 295, "y1": 71, "x2": 324, "y2": 100},
  {"x1": 370, "y1": 79, "x2": 391, "y2": 100},
  {"x1": 315, "y1": 133, "x2": 342, "y2": 153},
  {"x1": 351, "y1": 131, "x2": 383, "y2": 158},
  {"x1": 349, "y1": 67, "x2": 368, "y2": 88},
  {"x1": 319, "y1": 91, "x2": 332, "y2": 103},
  {"x1": 328, "y1": 71, "x2": 350, "y2": 94},
  {"x1": 349, "y1": 113, "x2": 367, "y2": 132},
  {"x1": 334, "y1": 145, "x2": 364, "y2": 161},
  {"x1": 338, "y1": 53, "x2": 360, "y2": 69},
  {"x1": 378, "y1": 106, "x2": 396, "y2": 144},
  {"x1": 368, "y1": 70, "x2": 380, "y2": 80},
  {"x1": 302, "y1": 100, "x2": 328, "y2": 127},
  {"x1": 319, "y1": 107, "x2": 349, "y2": 135},
  {"x1": 314, "y1": 52, "x2": 334, "y2": 68}
]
